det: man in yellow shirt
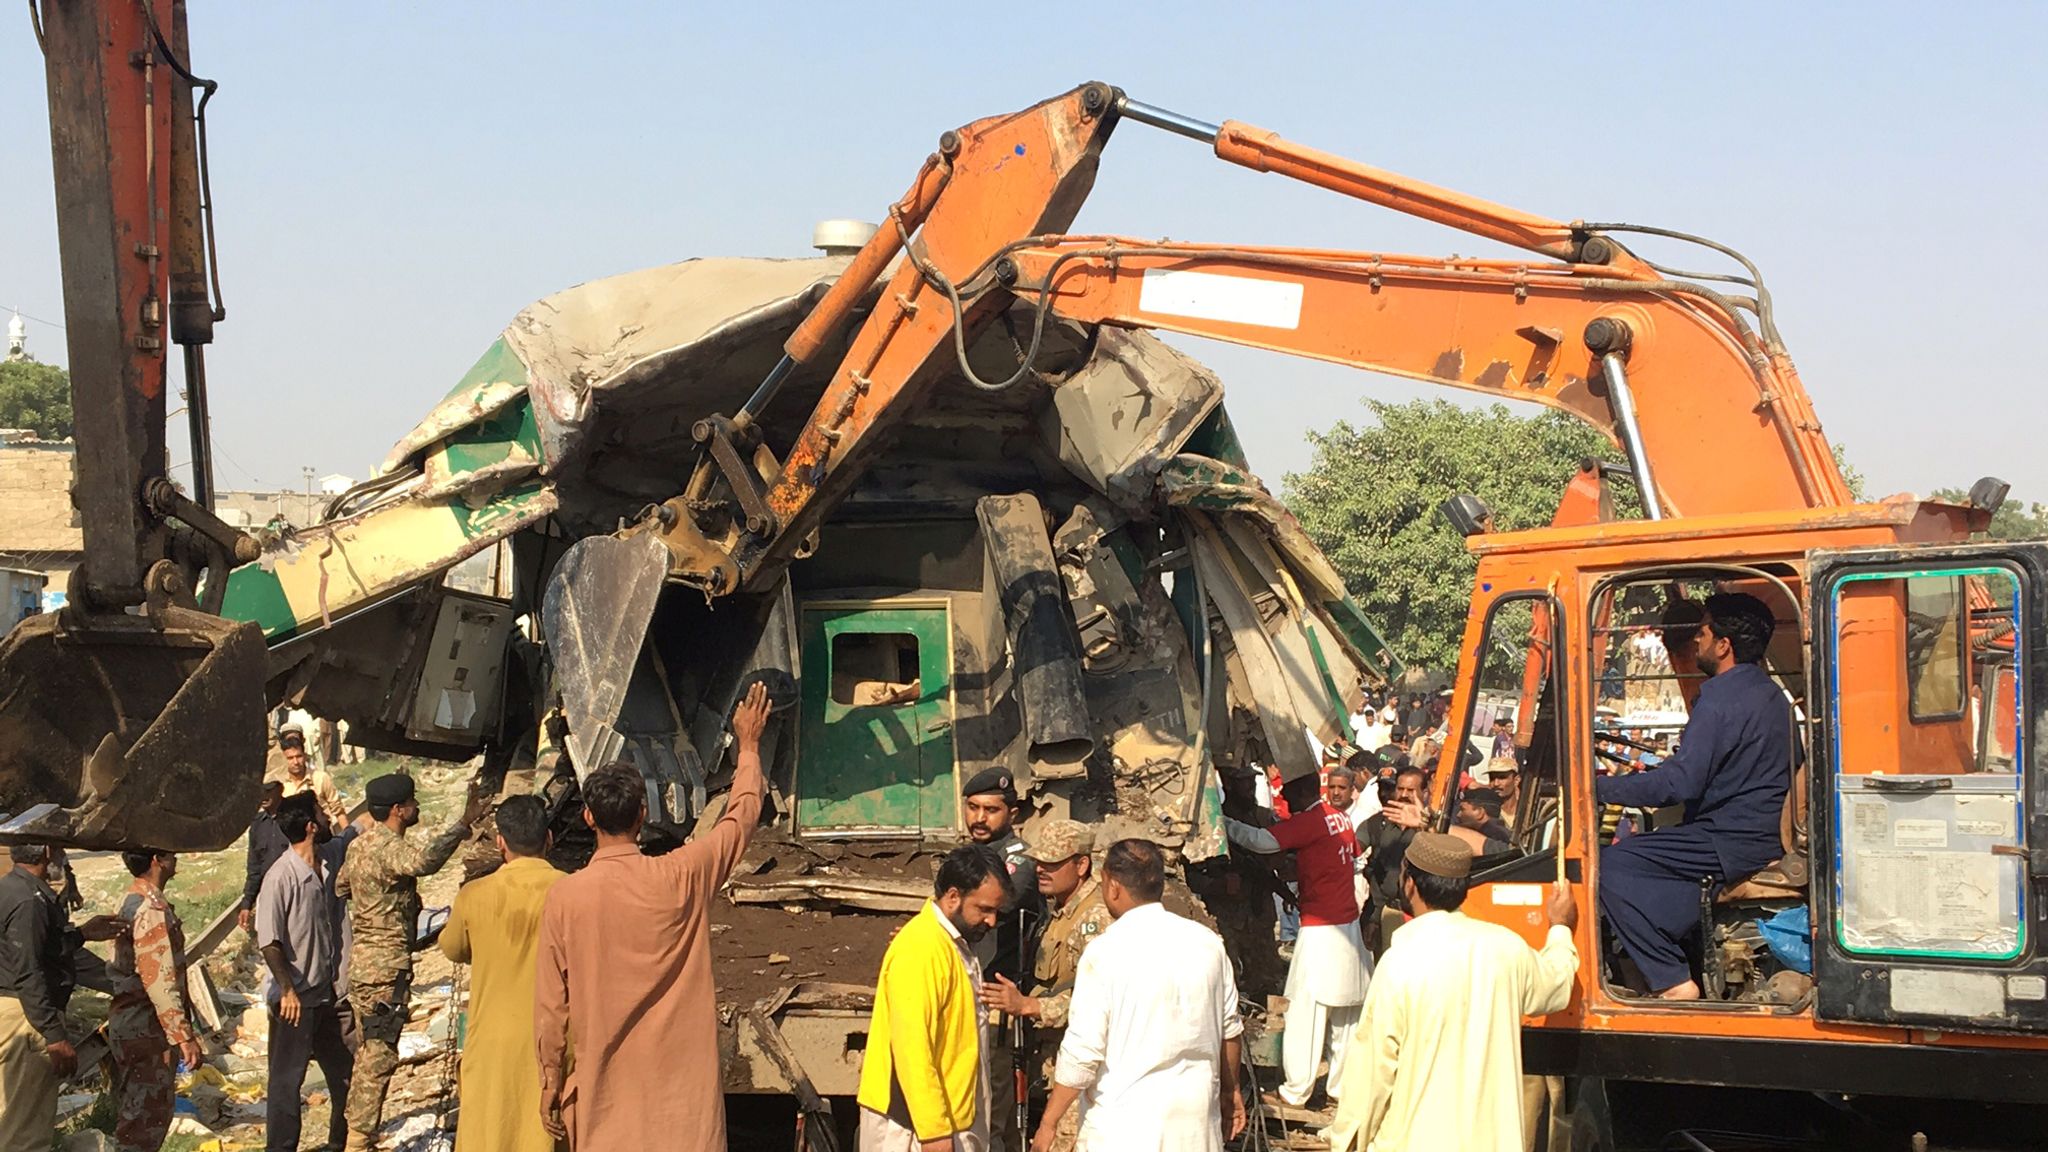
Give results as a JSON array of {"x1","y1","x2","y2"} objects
[
  {"x1": 858, "y1": 843, "x2": 1011, "y2": 1152},
  {"x1": 441, "y1": 794, "x2": 563, "y2": 1152}
]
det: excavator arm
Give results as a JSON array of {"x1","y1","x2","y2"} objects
[
  {"x1": 998, "y1": 239, "x2": 1840, "y2": 517},
  {"x1": 666, "y1": 83, "x2": 1850, "y2": 600},
  {"x1": 0, "y1": 0, "x2": 268, "y2": 852}
]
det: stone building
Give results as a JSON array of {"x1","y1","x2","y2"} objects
[
  {"x1": 0, "y1": 432, "x2": 83, "y2": 601},
  {"x1": 0, "y1": 436, "x2": 502, "y2": 603}
]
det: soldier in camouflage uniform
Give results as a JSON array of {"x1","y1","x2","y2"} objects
[
  {"x1": 336, "y1": 773, "x2": 486, "y2": 1151},
  {"x1": 980, "y1": 819, "x2": 1113, "y2": 1152},
  {"x1": 108, "y1": 849, "x2": 203, "y2": 1152}
]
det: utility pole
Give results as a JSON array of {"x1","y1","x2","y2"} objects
[{"x1": 301, "y1": 466, "x2": 315, "y2": 526}]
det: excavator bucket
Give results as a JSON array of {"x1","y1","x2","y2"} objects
[
  {"x1": 0, "y1": 605, "x2": 268, "y2": 852},
  {"x1": 542, "y1": 532, "x2": 670, "y2": 779}
]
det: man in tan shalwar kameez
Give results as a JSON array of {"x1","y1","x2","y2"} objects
[{"x1": 534, "y1": 680, "x2": 772, "y2": 1151}]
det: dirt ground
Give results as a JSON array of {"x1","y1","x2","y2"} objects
[{"x1": 710, "y1": 901, "x2": 901, "y2": 1010}]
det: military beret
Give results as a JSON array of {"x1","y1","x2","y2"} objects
[
  {"x1": 365, "y1": 773, "x2": 416, "y2": 807},
  {"x1": 1404, "y1": 831, "x2": 1473, "y2": 879},
  {"x1": 960, "y1": 767, "x2": 1017, "y2": 800},
  {"x1": 1023, "y1": 818, "x2": 1093, "y2": 863}
]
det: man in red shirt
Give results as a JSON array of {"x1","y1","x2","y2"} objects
[{"x1": 1225, "y1": 773, "x2": 1371, "y2": 1111}]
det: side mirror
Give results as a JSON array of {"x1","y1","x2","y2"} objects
[{"x1": 1439, "y1": 494, "x2": 1494, "y2": 538}]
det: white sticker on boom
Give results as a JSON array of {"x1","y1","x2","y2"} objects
[
  {"x1": 1138, "y1": 269, "x2": 1304, "y2": 330},
  {"x1": 1489, "y1": 884, "x2": 1544, "y2": 906},
  {"x1": 1893, "y1": 819, "x2": 1949, "y2": 849},
  {"x1": 1892, "y1": 968, "x2": 2003, "y2": 1018}
]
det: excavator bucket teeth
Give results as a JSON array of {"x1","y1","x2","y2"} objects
[
  {"x1": 0, "y1": 606, "x2": 268, "y2": 852},
  {"x1": 542, "y1": 533, "x2": 670, "y2": 779}
]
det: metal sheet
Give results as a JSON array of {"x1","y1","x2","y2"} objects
[
  {"x1": 542, "y1": 533, "x2": 670, "y2": 779},
  {"x1": 1043, "y1": 327, "x2": 1222, "y2": 512},
  {"x1": 1187, "y1": 513, "x2": 1318, "y2": 783}
]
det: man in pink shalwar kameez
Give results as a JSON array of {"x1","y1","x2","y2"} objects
[{"x1": 534, "y1": 680, "x2": 772, "y2": 1151}]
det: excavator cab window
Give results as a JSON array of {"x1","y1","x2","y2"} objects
[
  {"x1": 1586, "y1": 570, "x2": 1806, "y2": 841},
  {"x1": 1444, "y1": 591, "x2": 1567, "y2": 882},
  {"x1": 1586, "y1": 565, "x2": 1811, "y2": 1006}
]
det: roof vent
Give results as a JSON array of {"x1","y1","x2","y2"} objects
[{"x1": 813, "y1": 219, "x2": 879, "y2": 257}]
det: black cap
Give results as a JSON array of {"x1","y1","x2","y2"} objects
[
  {"x1": 275, "y1": 791, "x2": 318, "y2": 821},
  {"x1": 960, "y1": 766, "x2": 1017, "y2": 800},
  {"x1": 365, "y1": 773, "x2": 416, "y2": 807}
]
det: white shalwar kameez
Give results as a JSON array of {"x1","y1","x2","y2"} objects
[{"x1": 1053, "y1": 902, "x2": 1243, "y2": 1152}]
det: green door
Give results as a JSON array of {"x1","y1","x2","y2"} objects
[{"x1": 796, "y1": 603, "x2": 956, "y2": 834}]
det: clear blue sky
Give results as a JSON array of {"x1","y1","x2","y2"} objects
[{"x1": 4, "y1": 2, "x2": 2044, "y2": 502}]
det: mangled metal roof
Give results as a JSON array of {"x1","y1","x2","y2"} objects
[{"x1": 218, "y1": 253, "x2": 1401, "y2": 860}]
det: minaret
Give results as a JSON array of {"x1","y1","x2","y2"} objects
[{"x1": 4, "y1": 312, "x2": 24, "y2": 361}]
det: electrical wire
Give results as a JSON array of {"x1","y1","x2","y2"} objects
[
  {"x1": 5, "y1": 309, "x2": 64, "y2": 332},
  {"x1": 1659, "y1": 1130, "x2": 1814, "y2": 1150}
]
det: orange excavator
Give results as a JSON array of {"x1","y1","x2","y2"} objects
[
  {"x1": 640, "y1": 84, "x2": 2044, "y2": 1138},
  {"x1": 13, "y1": 23, "x2": 2043, "y2": 1137}
]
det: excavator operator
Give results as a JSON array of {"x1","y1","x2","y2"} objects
[{"x1": 1594, "y1": 593, "x2": 1794, "y2": 1000}]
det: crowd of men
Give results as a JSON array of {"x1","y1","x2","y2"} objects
[
  {"x1": 0, "y1": 721, "x2": 493, "y2": 1152},
  {"x1": 0, "y1": 591, "x2": 1793, "y2": 1152}
]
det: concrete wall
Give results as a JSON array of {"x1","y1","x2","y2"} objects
[
  {"x1": 0, "y1": 439, "x2": 502, "y2": 608},
  {"x1": 0, "y1": 439, "x2": 82, "y2": 588}
]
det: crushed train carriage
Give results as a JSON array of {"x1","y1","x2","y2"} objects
[{"x1": 214, "y1": 249, "x2": 1398, "y2": 1096}]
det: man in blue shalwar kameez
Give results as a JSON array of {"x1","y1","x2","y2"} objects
[{"x1": 1596, "y1": 592, "x2": 1795, "y2": 1000}]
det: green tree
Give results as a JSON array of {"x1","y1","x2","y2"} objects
[
  {"x1": 1929, "y1": 487, "x2": 2048, "y2": 542},
  {"x1": 1285, "y1": 399, "x2": 1632, "y2": 669},
  {"x1": 0, "y1": 359, "x2": 73, "y2": 439},
  {"x1": 1831, "y1": 442, "x2": 1867, "y2": 501}
]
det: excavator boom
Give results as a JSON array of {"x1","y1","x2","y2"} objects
[{"x1": 662, "y1": 84, "x2": 1852, "y2": 602}]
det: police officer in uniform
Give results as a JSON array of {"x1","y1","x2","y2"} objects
[
  {"x1": 980, "y1": 819, "x2": 1112, "y2": 1152},
  {"x1": 336, "y1": 773, "x2": 486, "y2": 1150},
  {"x1": 962, "y1": 767, "x2": 1039, "y2": 980},
  {"x1": 0, "y1": 845, "x2": 120, "y2": 1152},
  {"x1": 961, "y1": 766, "x2": 1043, "y2": 1150}
]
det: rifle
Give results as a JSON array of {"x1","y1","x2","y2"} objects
[{"x1": 1013, "y1": 904, "x2": 1032, "y2": 1141}]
